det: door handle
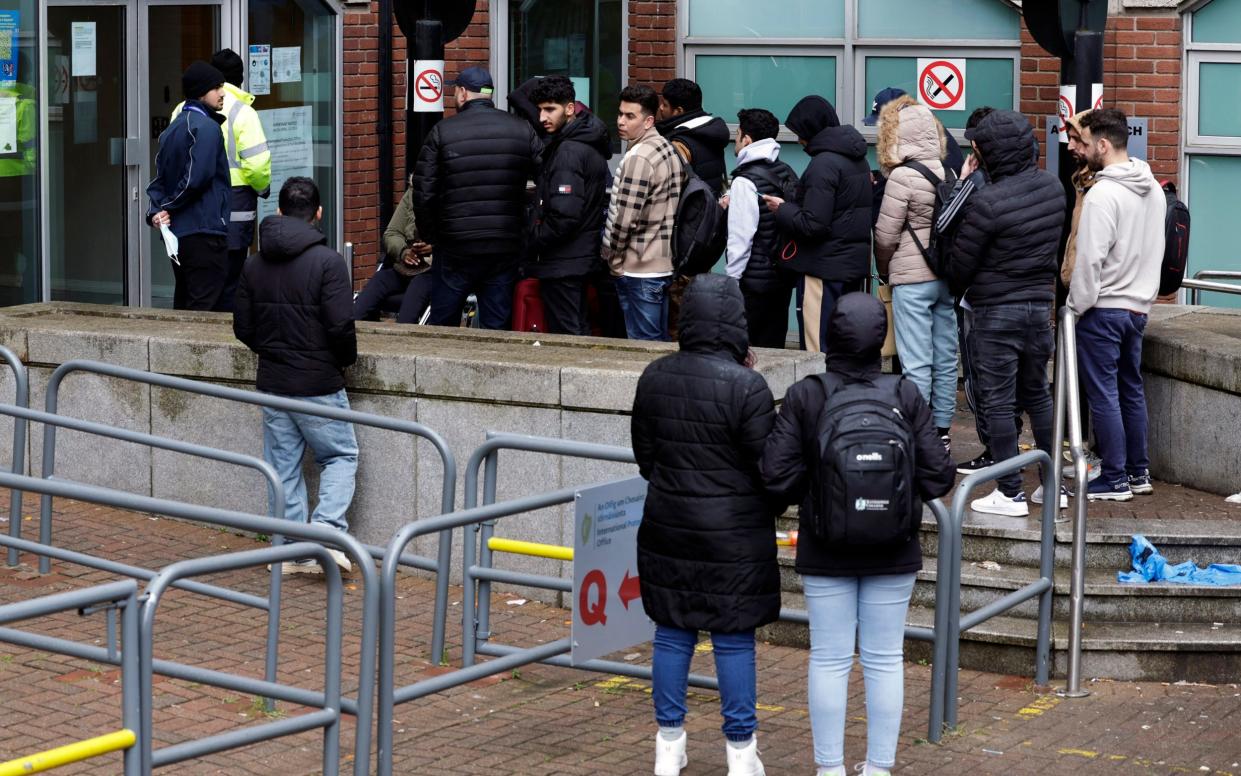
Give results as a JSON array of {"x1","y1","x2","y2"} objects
[{"x1": 108, "y1": 137, "x2": 141, "y2": 166}]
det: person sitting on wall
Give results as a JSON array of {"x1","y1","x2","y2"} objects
[{"x1": 353, "y1": 175, "x2": 433, "y2": 324}]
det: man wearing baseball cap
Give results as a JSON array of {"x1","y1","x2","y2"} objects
[
  {"x1": 146, "y1": 61, "x2": 231, "y2": 310},
  {"x1": 414, "y1": 65, "x2": 542, "y2": 329}
]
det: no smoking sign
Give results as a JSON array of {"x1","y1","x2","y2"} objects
[
  {"x1": 412, "y1": 58, "x2": 444, "y2": 113},
  {"x1": 916, "y1": 58, "x2": 967, "y2": 112}
]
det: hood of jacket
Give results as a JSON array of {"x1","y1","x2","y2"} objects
[
  {"x1": 657, "y1": 109, "x2": 730, "y2": 147},
  {"x1": 183, "y1": 98, "x2": 226, "y2": 126},
  {"x1": 805, "y1": 123, "x2": 868, "y2": 160},
  {"x1": 785, "y1": 95, "x2": 840, "y2": 141},
  {"x1": 824, "y1": 292, "x2": 886, "y2": 378},
  {"x1": 259, "y1": 215, "x2": 327, "y2": 263},
  {"x1": 877, "y1": 94, "x2": 945, "y2": 174},
  {"x1": 677, "y1": 274, "x2": 749, "y2": 362},
  {"x1": 735, "y1": 137, "x2": 781, "y2": 166},
  {"x1": 972, "y1": 109, "x2": 1036, "y2": 182},
  {"x1": 1094, "y1": 157, "x2": 1156, "y2": 197},
  {"x1": 550, "y1": 111, "x2": 612, "y2": 159}
]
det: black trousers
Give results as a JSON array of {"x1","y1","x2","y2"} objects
[
  {"x1": 353, "y1": 266, "x2": 433, "y2": 324},
  {"x1": 539, "y1": 276, "x2": 591, "y2": 335},
  {"x1": 587, "y1": 269, "x2": 627, "y2": 339},
  {"x1": 174, "y1": 233, "x2": 229, "y2": 311},
  {"x1": 741, "y1": 276, "x2": 795, "y2": 349}
]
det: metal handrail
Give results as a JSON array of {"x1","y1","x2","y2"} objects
[
  {"x1": 0, "y1": 730, "x2": 137, "y2": 776},
  {"x1": 1, "y1": 344, "x2": 29, "y2": 568},
  {"x1": 1052, "y1": 306, "x2": 1092, "y2": 698},
  {"x1": 1185, "y1": 276, "x2": 1241, "y2": 305},
  {"x1": 0, "y1": 579, "x2": 142, "y2": 776}
]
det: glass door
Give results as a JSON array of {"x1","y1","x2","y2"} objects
[
  {"x1": 46, "y1": 3, "x2": 131, "y2": 304},
  {"x1": 141, "y1": 2, "x2": 222, "y2": 307}
]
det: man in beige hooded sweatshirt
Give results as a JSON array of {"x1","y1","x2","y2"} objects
[{"x1": 1069, "y1": 108, "x2": 1165, "y2": 503}]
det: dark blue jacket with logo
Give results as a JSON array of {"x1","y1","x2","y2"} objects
[{"x1": 146, "y1": 99, "x2": 230, "y2": 239}]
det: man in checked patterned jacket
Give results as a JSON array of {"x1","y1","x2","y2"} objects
[{"x1": 602, "y1": 84, "x2": 685, "y2": 341}]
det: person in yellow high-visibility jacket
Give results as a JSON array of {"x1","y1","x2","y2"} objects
[
  {"x1": 0, "y1": 75, "x2": 38, "y2": 305},
  {"x1": 172, "y1": 48, "x2": 271, "y2": 311}
]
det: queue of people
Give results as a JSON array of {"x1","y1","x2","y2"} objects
[{"x1": 150, "y1": 57, "x2": 1167, "y2": 775}]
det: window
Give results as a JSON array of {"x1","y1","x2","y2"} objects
[
  {"x1": 687, "y1": 0, "x2": 844, "y2": 39},
  {"x1": 694, "y1": 53, "x2": 838, "y2": 125},
  {"x1": 862, "y1": 55, "x2": 1015, "y2": 130},
  {"x1": 1184, "y1": 0, "x2": 1241, "y2": 307},
  {"x1": 857, "y1": 0, "x2": 1019, "y2": 40},
  {"x1": 0, "y1": 0, "x2": 38, "y2": 305}
]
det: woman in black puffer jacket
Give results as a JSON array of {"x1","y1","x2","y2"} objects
[{"x1": 631, "y1": 273, "x2": 778, "y2": 776}]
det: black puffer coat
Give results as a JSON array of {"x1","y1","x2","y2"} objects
[
  {"x1": 412, "y1": 98, "x2": 542, "y2": 257},
  {"x1": 657, "y1": 110, "x2": 731, "y2": 195},
  {"x1": 947, "y1": 110, "x2": 1065, "y2": 306},
  {"x1": 632, "y1": 274, "x2": 780, "y2": 633},
  {"x1": 527, "y1": 112, "x2": 612, "y2": 278},
  {"x1": 234, "y1": 216, "x2": 357, "y2": 397},
  {"x1": 759, "y1": 293, "x2": 955, "y2": 577},
  {"x1": 775, "y1": 97, "x2": 873, "y2": 283}
]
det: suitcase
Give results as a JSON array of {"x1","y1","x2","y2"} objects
[{"x1": 512, "y1": 278, "x2": 548, "y2": 333}]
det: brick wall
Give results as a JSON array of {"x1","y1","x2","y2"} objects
[
  {"x1": 342, "y1": 5, "x2": 490, "y2": 288},
  {"x1": 628, "y1": 1, "x2": 677, "y2": 84},
  {"x1": 1020, "y1": 11, "x2": 1182, "y2": 183}
]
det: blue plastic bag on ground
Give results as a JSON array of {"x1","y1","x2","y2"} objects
[{"x1": 1118, "y1": 534, "x2": 1241, "y2": 586}]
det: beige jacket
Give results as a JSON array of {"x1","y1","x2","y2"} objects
[
  {"x1": 602, "y1": 127, "x2": 685, "y2": 275},
  {"x1": 873, "y1": 95, "x2": 947, "y2": 286}
]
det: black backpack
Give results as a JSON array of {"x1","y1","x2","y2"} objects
[
  {"x1": 672, "y1": 168, "x2": 728, "y2": 276},
  {"x1": 1159, "y1": 181, "x2": 1191, "y2": 296},
  {"x1": 810, "y1": 373, "x2": 917, "y2": 546},
  {"x1": 897, "y1": 161, "x2": 959, "y2": 279}
]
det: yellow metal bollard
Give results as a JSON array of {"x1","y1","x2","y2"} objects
[
  {"x1": 0, "y1": 729, "x2": 136, "y2": 775},
  {"x1": 486, "y1": 537, "x2": 574, "y2": 562}
]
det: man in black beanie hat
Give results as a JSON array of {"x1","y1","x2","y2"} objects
[
  {"x1": 761, "y1": 95, "x2": 872, "y2": 354},
  {"x1": 147, "y1": 61, "x2": 231, "y2": 310},
  {"x1": 169, "y1": 49, "x2": 273, "y2": 311}
]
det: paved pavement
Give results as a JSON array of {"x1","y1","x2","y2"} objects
[{"x1": 3, "y1": 488, "x2": 1241, "y2": 775}]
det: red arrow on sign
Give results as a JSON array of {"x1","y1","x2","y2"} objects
[{"x1": 619, "y1": 570, "x2": 641, "y2": 610}]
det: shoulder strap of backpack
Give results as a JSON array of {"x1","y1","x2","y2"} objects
[
  {"x1": 900, "y1": 160, "x2": 943, "y2": 189},
  {"x1": 814, "y1": 372, "x2": 846, "y2": 410},
  {"x1": 671, "y1": 138, "x2": 692, "y2": 165}
]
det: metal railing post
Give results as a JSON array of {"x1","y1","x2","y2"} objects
[
  {"x1": 1058, "y1": 308, "x2": 1091, "y2": 698},
  {"x1": 926, "y1": 499, "x2": 952, "y2": 743},
  {"x1": 120, "y1": 589, "x2": 142, "y2": 776},
  {"x1": 1, "y1": 345, "x2": 28, "y2": 568}
]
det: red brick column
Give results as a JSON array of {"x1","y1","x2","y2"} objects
[{"x1": 628, "y1": 1, "x2": 677, "y2": 85}]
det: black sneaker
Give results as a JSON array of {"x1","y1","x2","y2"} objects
[
  {"x1": 1128, "y1": 470, "x2": 1154, "y2": 495},
  {"x1": 1087, "y1": 478, "x2": 1133, "y2": 502},
  {"x1": 957, "y1": 453, "x2": 994, "y2": 474}
]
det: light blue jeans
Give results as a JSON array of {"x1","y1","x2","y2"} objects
[
  {"x1": 261, "y1": 389, "x2": 358, "y2": 531},
  {"x1": 804, "y1": 573, "x2": 917, "y2": 770},
  {"x1": 891, "y1": 279, "x2": 958, "y2": 429}
]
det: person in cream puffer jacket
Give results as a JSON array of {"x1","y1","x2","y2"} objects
[{"x1": 873, "y1": 94, "x2": 957, "y2": 440}]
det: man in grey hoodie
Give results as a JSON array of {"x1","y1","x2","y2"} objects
[{"x1": 1068, "y1": 108, "x2": 1165, "y2": 502}]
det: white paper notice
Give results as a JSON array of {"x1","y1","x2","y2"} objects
[
  {"x1": 248, "y1": 44, "x2": 271, "y2": 96},
  {"x1": 256, "y1": 106, "x2": 313, "y2": 223},
  {"x1": 0, "y1": 95, "x2": 16, "y2": 155},
  {"x1": 70, "y1": 21, "x2": 96, "y2": 77},
  {"x1": 272, "y1": 47, "x2": 301, "y2": 84}
]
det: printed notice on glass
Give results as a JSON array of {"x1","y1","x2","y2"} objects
[
  {"x1": 71, "y1": 21, "x2": 96, "y2": 77},
  {"x1": 248, "y1": 43, "x2": 271, "y2": 96},
  {"x1": 256, "y1": 106, "x2": 313, "y2": 223},
  {"x1": 0, "y1": 95, "x2": 17, "y2": 155},
  {"x1": 0, "y1": 10, "x2": 20, "y2": 85},
  {"x1": 272, "y1": 46, "x2": 301, "y2": 84}
]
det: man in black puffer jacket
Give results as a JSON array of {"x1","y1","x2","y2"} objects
[
  {"x1": 414, "y1": 66, "x2": 542, "y2": 329},
  {"x1": 947, "y1": 109, "x2": 1066, "y2": 517},
  {"x1": 656, "y1": 78, "x2": 730, "y2": 195},
  {"x1": 631, "y1": 273, "x2": 778, "y2": 775},
  {"x1": 525, "y1": 76, "x2": 612, "y2": 336},
  {"x1": 234, "y1": 177, "x2": 357, "y2": 572},
  {"x1": 764, "y1": 96, "x2": 872, "y2": 354}
]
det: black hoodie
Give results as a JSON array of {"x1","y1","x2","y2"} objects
[
  {"x1": 948, "y1": 109, "x2": 1065, "y2": 306},
  {"x1": 631, "y1": 274, "x2": 781, "y2": 633},
  {"x1": 760, "y1": 293, "x2": 955, "y2": 577},
  {"x1": 657, "y1": 109, "x2": 731, "y2": 195},
  {"x1": 527, "y1": 111, "x2": 613, "y2": 278},
  {"x1": 234, "y1": 215, "x2": 357, "y2": 397},
  {"x1": 775, "y1": 96, "x2": 873, "y2": 283}
]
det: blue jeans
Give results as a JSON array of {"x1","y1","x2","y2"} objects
[
  {"x1": 804, "y1": 574, "x2": 916, "y2": 770},
  {"x1": 427, "y1": 255, "x2": 517, "y2": 330},
  {"x1": 892, "y1": 280, "x2": 958, "y2": 429},
  {"x1": 969, "y1": 302, "x2": 1055, "y2": 496},
  {"x1": 261, "y1": 389, "x2": 358, "y2": 531},
  {"x1": 615, "y1": 275, "x2": 672, "y2": 341},
  {"x1": 1076, "y1": 308, "x2": 1150, "y2": 485},
  {"x1": 651, "y1": 625, "x2": 757, "y2": 742}
]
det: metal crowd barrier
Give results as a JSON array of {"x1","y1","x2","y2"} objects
[
  {"x1": 1185, "y1": 270, "x2": 1241, "y2": 305},
  {"x1": 0, "y1": 579, "x2": 142, "y2": 776},
  {"x1": 1, "y1": 344, "x2": 29, "y2": 567},
  {"x1": 0, "y1": 470, "x2": 362, "y2": 774}
]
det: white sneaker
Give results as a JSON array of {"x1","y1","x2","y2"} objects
[
  {"x1": 280, "y1": 559, "x2": 322, "y2": 576},
  {"x1": 970, "y1": 488, "x2": 1029, "y2": 517},
  {"x1": 853, "y1": 764, "x2": 892, "y2": 776},
  {"x1": 1031, "y1": 485, "x2": 1070, "y2": 509},
  {"x1": 726, "y1": 736, "x2": 765, "y2": 776},
  {"x1": 326, "y1": 548, "x2": 352, "y2": 573},
  {"x1": 653, "y1": 731, "x2": 687, "y2": 776}
]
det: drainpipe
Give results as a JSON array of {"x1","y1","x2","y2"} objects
[{"x1": 378, "y1": 0, "x2": 395, "y2": 231}]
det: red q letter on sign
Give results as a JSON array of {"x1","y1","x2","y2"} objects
[{"x1": 579, "y1": 569, "x2": 608, "y2": 626}]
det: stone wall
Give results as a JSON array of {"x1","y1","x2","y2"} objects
[{"x1": 0, "y1": 304, "x2": 820, "y2": 592}]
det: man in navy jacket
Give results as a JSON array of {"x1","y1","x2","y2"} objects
[{"x1": 147, "y1": 61, "x2": 231, "y2": 310}]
